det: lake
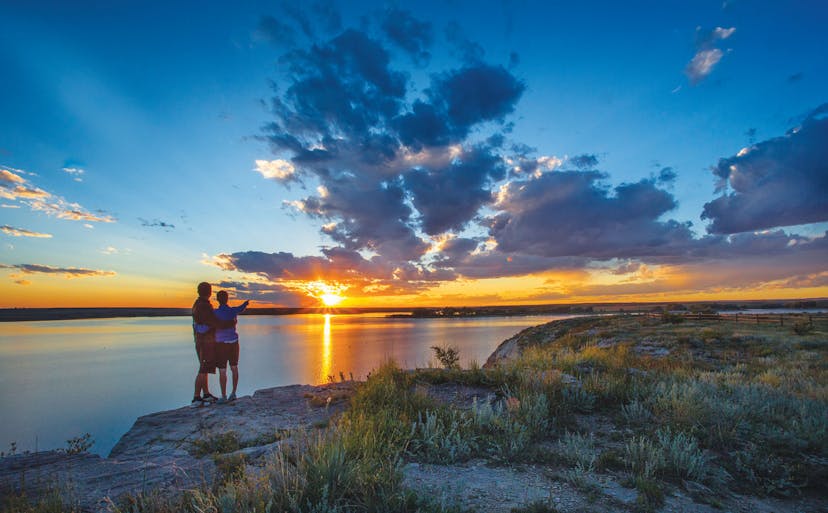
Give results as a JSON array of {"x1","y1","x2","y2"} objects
[{"x1": 0, "y1": 313, "x2": 572, "y2": 456}]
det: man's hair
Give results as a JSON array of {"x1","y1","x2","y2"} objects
[
  {"x1": 197, "y1": 282, "x2": 211, "y2": 297},
  {"x1": 216, "y1": 290, "x2": 229, "y2": 304}
]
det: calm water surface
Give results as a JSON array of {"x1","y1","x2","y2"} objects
[{"x1": 0, "y1": 313, "x2": 573, "y2": 455}]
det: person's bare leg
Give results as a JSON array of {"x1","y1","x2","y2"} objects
[
  {"x1": 230, "y1": 365, "x2": 239, "y2": 396},
  {"x1": 194, "y1": 374, "x2": 201, "y2": 399},
  {"x1": 200, "y1": 373, "x2": 211, "y2": 397},
  {"x1": 219, "y1": 368, "x2": 228, "y2": 398}
]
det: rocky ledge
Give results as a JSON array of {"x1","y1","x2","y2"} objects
[{"x1": 0, "y1": 383, "x2": 356, "y2": 512}]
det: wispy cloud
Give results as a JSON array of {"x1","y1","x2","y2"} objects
[
  {"x1": 0, "y1": 165, "x2": 115, "y2": 223},
  {"x1": 0, "y1": 225, "x2": 52, "y2": 238},
  {"x1": 1, "y1": 263, "x2": 116, "y2": 278},
  {"x1": 139, "y1": 218, "x2": 175, "y2": 230},
  {"x1": 685, "y1": 26, "x2": 735, "y2": 84},
  {"x1": 62, "y1": 167, "x2": 85, "y2": 182}
]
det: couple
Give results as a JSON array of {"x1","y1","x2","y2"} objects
[{"x1": 191, "y1": 281, "x2": 249, "y2": 406}]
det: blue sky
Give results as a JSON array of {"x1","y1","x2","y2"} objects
[{"x1": 1, "y1": 1, "x2": 826, "y2": 307}]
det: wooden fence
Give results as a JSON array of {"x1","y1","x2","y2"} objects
[{"x1": 641, "y1": 311, "x2": 828, "y2": 328}]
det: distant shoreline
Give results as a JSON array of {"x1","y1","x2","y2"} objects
[
  {"x1": 1, "y1": 299, "x2": 825, "y2": 322},
  {"x1": 0, "y1": 307, "x2": 403, "y2": 322}
]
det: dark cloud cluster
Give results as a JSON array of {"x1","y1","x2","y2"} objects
[
  {"x1": 381, "y1": 7, "x2": 432, "y2": 65},
  {"x1": 488, "y1": 171, "x2": 693, "y2": 259},
  {"x1": 260, "y1": 8, "x2": 525, "y2": 274},
  {"x1": 404, "y1": 145, "x2": 507, "y2": 235},
  {"x1": 702, "y1": 104, "x2": 828, "y2": 234}
]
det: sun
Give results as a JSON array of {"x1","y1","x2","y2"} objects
[
  {"x1": 320, "y1": 292, "x2": 344, "y2": 306},
  {"x1": 303, "y1": 280, "x2": 347, "y2": 307}
]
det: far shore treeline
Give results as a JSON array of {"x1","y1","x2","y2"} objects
[{"x1": 1, "y1": 299, "x2": 825, "y2": 322}]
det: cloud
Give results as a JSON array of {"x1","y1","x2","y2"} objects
[
  {"x1": 259, "y1": 22, "x2": 525, "y2": 267},
  {"x1": 685, "y1": 49, "x2": 723, "y2": 83},
  {"x1": 444, "y1": 21, "x2": 484, "y2": 64},
  {"x1": 211, "y1": 248, "x2": 448, "y2": 301},
  {"x1": 488, "y1": 170, "x2": 696, "y2": 259},
  {"x1": 297, "y1": 179, "x2": 428, "y2": 261},
  {"x1": 685, "y1": 26, "x2": 735, "y2": 84},
  {"x1": 256, "y1": 15, "x2": 296, "y2": 46},
  {"x1": 0, "y1": 185, "x2": 50, "y2": 200},
  {"x1": 0, "y1": 165, "x2": 114, "y2": 222},
  {"x1": 0, "y1": 169, "x2": 26, "y2": 185},
  {"x1": 394, "y1": 64, "x2": 524, "y2": 149},
  {"x1": 569, "y1": 154, "x2": 599, "y2": 170},
  {"x1": 1, "y1": 225, "x2": 52, "y2": 238},
  {"x1": 381, "y1": 8, "x2": 432, "y2": 65},
  {"x1": 139, "y1": 218, "x2": 176, "y2": 230},
  {"x1": 1, "y1": 204, "x2": 20, "y2": 208},
  {"x1": 216, "y1": 280, "x2": 314, "y2": 306},
  {"x1": 1, "y1": 263, "x2": 116, "y2": 278},
  {"x1": 255, "y1": 159, "x2": 296, "y2": 182},
  {"x1": 702, "y1": 104, "x2": 828, "y2": 233},
  {"x1": 404, "y1": 144, "x2": 507, "y2": 234},
  {"x1": 29, "y1": 200, "x2": 115, "y2": 222},
  {"x1": 657, "y1": 167, "x2": 677, "y2": 183},
  {"x1": 239, "y1": 8, "x2": 827, "y2": 305},
  {"x1": 62, "y1": 167, "x2": 84, "y2": 182}
]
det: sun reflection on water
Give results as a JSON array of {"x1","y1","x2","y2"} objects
[{"x1": 320, "y1": 314, "x2": 332, "y2": 384}]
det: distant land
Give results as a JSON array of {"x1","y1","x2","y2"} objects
[{"x1": 1, "y1": 299, "x2": 826, "y2": 322}]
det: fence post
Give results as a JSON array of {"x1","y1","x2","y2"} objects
[
  {"x1": 756, "y1": 314, "x2": 759, "y2": 324},
  {"x1": 780, "y1": 315, "x2": 783, "y2": 326}
]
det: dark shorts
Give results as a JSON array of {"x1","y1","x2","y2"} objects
[
  {"x1": 216, "y1": 341, "x2": 240, "y2": 369},
  {"x1": 194, "y1": 332, "x2": 216, "y2": 374}
]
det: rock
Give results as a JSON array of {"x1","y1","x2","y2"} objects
[
  {"x1": 0, "y1": 382, "x2": 354, "y2": 512},
  {"x1": 402, "y1": 460, "x2": 563, "y2": 513}
]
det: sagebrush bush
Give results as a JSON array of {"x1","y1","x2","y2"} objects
[
  {"x1": 555, "y1": 431, "x2": 597, "y2": 471},
  {"x1": 624, "y1": 435, "x2": 664, "y2": 479},
  {"x1": 621, "y1": 399, "x2": 653, "y2": 426},
  {"x1": 656, "y1": 428, "x2": 714, "y2": 483}
]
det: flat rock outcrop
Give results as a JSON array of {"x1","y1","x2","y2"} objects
[{"x1": 0, "y1": 383, "x2": 354, "y2": 512}]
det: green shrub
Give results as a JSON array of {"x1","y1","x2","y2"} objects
[
  {"x1": 63, "y1": 433, "x2": 93, "y2": 455},
  {"x1": 661, "y1": 312, "x2": 685, "y2": 324},
  {"x1": 792, "y1": 321, "x2": 813, "y2": 336},
  {"x1": 431, "y1": 345, "x2": 461, "y2": 370},
  {"x1": 189, "y1": 431, "x2": 241, "y2": 457},
  {"x1": 214, "y1": 453, "x2": 247, "y2": 485}
]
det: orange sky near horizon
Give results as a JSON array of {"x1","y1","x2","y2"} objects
[{"x1": 2, "y1": 266, "x2": 826, "y2": 309}]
